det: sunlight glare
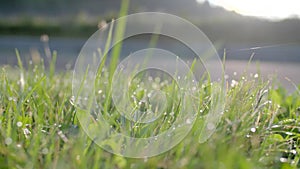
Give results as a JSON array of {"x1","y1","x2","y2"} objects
[{"x1": 197, "y1": 0, "x2": 300, "y2": 19}]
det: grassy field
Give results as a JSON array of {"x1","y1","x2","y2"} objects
[
  {"x1": 0, "y1": 47, "x2": 299, "y2": 169},
  {"x1": 1, "y1": 1, "x2": 300, "y2": 168}
]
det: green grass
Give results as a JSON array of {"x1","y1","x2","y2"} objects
[
  {"x1": 0, "y1": 46, "x2": 299, "y2": 169},
  {"x1": 1, "y1": 1, "x2": 300, "y2": 168}
]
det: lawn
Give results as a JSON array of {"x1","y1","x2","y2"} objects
[
  {"x1": 0, "y1": 47, "x2": 299, "y2": 169},
  {"x1": 1, "y1": 0, "x2": 300, "y2": 168}
]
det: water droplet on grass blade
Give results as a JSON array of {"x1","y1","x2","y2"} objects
[
  {"x1": 291, "y1": 149, "x2": 297, "y2": 155},
  {"x1": 16, "y1": 121, "x2": 23, "y2": 127},
  {"x1": 285, "y1": 132, "x2": 293, "y2": 135},
  {"x1": 280, "y1": 158, "x2": 288, "y2": 163},
  {"x1": 5, "y1": 137, "x2": 12, "y2": 145},
  {"x1": 23, "y1": 128, "x2": 31, "y2": 139},
  {"x1": 231, "y1": 80, "x2": 238, "y2": 87}
]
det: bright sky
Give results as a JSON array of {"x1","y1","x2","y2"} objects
[{"x1": 197, "y1": 0, "x2": 300, "y2": 19}]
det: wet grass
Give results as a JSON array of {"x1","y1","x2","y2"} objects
[
  {"x1": 0, "y1": 47, "x2": 299, "y2": 169},
  {"x1": 1, "y1": 1, "x2": 300, "y2": 167}
]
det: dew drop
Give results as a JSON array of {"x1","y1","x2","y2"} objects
[
  {"x1": 231, "y1": 80, "x2": 238, "y2": 87},
  {"x1": 41, "y1": 129, "x2": 48, "y2": 134},
  {"x1": 23, "y1": 128, "x2": 31, "y2": 138},
  {"x1": 291, "y1": 149, "x2": 297, "y2": 155},
  {"x1": 250, "y1": 127, "x2": 256, "y2": 133},
  {"x1": 280, "y1": 157, "x2": 288, "y2": 163},
  {"x1": 5, "y1": 137, "x2": 12, "y2": 145},
  {"x1": 16, "y1": 121, "x2": 23, "y2": 127}
]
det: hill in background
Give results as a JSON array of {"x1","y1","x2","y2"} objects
[{"x1": 0, "y1": 0, "x2": 300, "y2": 43}]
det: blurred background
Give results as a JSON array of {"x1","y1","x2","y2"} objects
[{"x1": 0, "y1": 0, "x2": 299, "y2": 91}]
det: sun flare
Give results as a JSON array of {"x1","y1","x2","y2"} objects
[{"x1": 197, "y1": 0, "x2": 300, "y2": 19}]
